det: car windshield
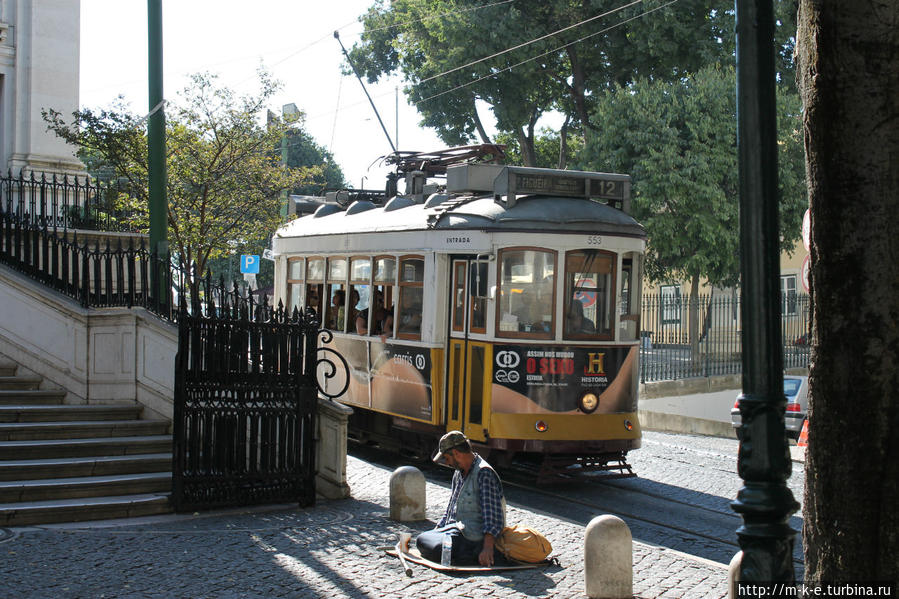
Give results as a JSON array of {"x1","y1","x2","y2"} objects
[{"x1": 783, "y1": 378, "x2": 802, "y2": 398}]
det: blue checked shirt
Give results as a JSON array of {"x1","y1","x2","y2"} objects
[{"x1": 438, "y1": 455, "x2": 504, "y2": 538}]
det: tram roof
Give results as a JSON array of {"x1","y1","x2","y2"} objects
[{"x1": 274, "y1": 193, "x2": 646, "y2": 240}]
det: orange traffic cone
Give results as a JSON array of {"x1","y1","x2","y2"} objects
[{"x1": 797, "y1": 419, "x2": 809, "y2": 447}]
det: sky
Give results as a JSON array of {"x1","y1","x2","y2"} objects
[{"x1": 79, "y1": 0, "x2": 447, "y2": 191}]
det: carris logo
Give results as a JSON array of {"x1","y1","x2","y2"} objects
[{"x1": 495, "y1": 350, "x2": 520, "y2": 369}]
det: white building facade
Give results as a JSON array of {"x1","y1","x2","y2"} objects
[{"x1": 0, "y1": 0, "x2": 83, "y2": 174}]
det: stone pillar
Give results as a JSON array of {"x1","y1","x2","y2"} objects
[
  {"x1": 316, "y1": 398, "x2": 352, "y2": 499},
  {"x1": 728, "y1": 551, "x2": 743, "y2": 599},
  {"x1": 3, "y1": 1, "x2": 84, "y2": 174},
  {"x1": 389, "y1": 466, "x2": 426, "y2": 521},
  {"x1": 585, "y1": 515, "x2": 632, "y2": 599}
]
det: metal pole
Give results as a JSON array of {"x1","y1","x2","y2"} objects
[
  {"x1": 333, "y1": 31, "x2": 397, "y2": 153},
  {"x1": 148, "y1": 0, "x2": 166, "y2": 256},
  {"x1": 732, "y1": 0, "x2": 798, "y2": 583}
]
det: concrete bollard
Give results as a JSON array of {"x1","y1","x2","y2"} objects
[
  {"x1": 728, "y1": 551, "x2": 743, "y2": 599},
  {"x1": 389, "y1": 466, "x2": 426, "y2": 521},
  {"x1": 585, "y1": 515, "x2": 632, "y2": 599}
]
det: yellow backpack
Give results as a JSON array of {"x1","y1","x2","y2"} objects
[{"x1": 495, "y1": 524, "x2": 553, "y2": 563}]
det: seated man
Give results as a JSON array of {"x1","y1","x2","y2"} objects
[{"x1": 416, "y1": 431, "x2": 506, "y2": 566}]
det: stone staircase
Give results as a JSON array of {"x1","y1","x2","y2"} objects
[{"x1": 0, "y1": 360, "x2": 173, "y2": 526}]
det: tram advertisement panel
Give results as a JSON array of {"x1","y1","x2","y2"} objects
[
  {"x1": 370, "y1": 342, "x2": 434, "y2": 421},
  {"x1": 491, "y1": 345, "x2": 638, "y2": 414}
]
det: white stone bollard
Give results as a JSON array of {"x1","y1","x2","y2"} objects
[
  {"x1": 584, "y1": 515, "x2": 632, "y2": 599},
  {"x1": 728, "y1": 551, "x2": 743, "y2": 599},
  {"x1": 389, "y1": 466, "x2": 426, "y2": 521}
]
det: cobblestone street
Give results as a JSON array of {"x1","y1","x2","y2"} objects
[{"x1": 1, "y1": 433, "x2": 745, "y2": 599}]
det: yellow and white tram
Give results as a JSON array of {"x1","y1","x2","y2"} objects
[{"x1": 272, "y1": 154, "x2": 646, "y2": 477}]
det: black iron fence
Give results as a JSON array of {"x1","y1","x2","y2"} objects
[
  {"x1": 1, "y1": 170, "x2": 144, "y2": 233},
  {"x1": 172, "y1": 298, "x2": 323, "y2": 511},
  {"x1": 639, "y1": 292, "x2": 812, "y2": 382},
  {"x1": 0, "y1": 193, "x2": 247, "y2": 321}
]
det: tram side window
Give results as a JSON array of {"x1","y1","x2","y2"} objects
[
  {"x1": 286, "y1": 258, "x2": 304, "y2": 314},
  {"x1": 349, "y1": 257, "x2": 370, "y2": 335},
  {"x1": 326, "y1": 258, "x2": 347, "y2": 331},
  {"x1": 306, "y1": 257, "x2": 325, "y2": 320},
  {"x1": 619, "y1": 254, "x2": 641, "y2": 341},
  {"x1": 564, "y1": 250, "x2": 615, "y2": 339},
  {"x1": 497, "y1": 248, "x2": 555, "y2": 339},
  {"x1": 359, "y1": 257, "x2": 395, "y2": 336},
  {"x1": 452, "y1": 262, "x2": 466, "y2": 332},
  {"x1": 469, "y1": 261, "x2": 488, "y2": 333},
  {"x1": 397, "y1": 256, "x2": 424, "y2": 339}
]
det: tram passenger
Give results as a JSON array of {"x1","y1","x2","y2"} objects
[
  {"x1": 356, "y1": 289, "x2": 386, "y2": 335},
  {"x1": 379, "y1": 312, "x2": 394, "y2": 343},
  {"x1": 565, "y1": 300, "x2": 595, "y2": 335},
  {"x1": 332, "y1": 289, "x2": 346, "y2": 330},
  {"x1": 416, "y1": 431, "x2": 507, "y2": 566}
]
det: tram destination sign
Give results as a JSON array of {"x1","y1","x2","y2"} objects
[
  {"x1": 491, "y1": 165, "x2": 629, "y2": 209},
  {"x1": 512, "y1": 173, "x2": 624, "y2": 202}
]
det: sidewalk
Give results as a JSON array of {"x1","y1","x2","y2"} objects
[
  {"x1": 639, "y1": 387, "x2": 806, "y2": 463},
  {"x1": 1, "y1": 454, "x2": 731, "y2": 599}
]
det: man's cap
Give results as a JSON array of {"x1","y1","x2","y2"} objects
[{"x1": 432, "y1": 430, "x2": 468, "y2": 463}]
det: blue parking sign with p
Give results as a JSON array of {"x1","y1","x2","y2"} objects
[{"x1": 240, "y1": 254, "x2": 260, "y2": 274}]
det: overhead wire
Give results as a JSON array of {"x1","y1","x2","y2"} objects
[
  {"x1": 413, "y1": 0, "x2": 681, "y2": 106},
  {"x1": 302, "y1": 0, "x2": 666, "y2": 125},
  {"x1": 417, "y1": 0, "x2": 643, "y2": 85}
]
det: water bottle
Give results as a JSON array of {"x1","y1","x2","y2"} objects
[{"x1": 440, "y1": 534, "x2": 452, "y2": 566}]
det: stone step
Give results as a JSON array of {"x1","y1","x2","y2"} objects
[
  {"x1": 0, "y1": 453, "x2": 172, "y2": 481},
  {"x1": 0, "y1": 376, "x2": 43, "y2": 391},
  {"x1": 0, "y1": 420, "x2": 170, "y2": 441},
  {"x1": 0, "y1": 435, "x2": 173, "y2": 460},
  {"x1": 0, "y1": 471, "x2": 171, "y2": 503},
  {"x1": 0, "y1": 404, "x2": 142, "y2": 423},
  {"x1": 0, "y1": 493, "x2": 172, "y2": 527},
  {"x1": 0, "y1": 389, "x2": 66, "y2": 405},
  {"x1": 0, "y1": 362, "x2": 16, "y2": 377}
]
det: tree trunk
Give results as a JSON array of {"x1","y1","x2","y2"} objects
[
  {"x1": 557, "y1": 115, "x2": 570, "y2": 170},
  {"x1": 517, "y1": 113, "x2": 538, "y2": 167},
  {"x1": 797, "y1": 1, "x2": 899, "y2": 584},
  {"x1": 565, "y1": 46, "x2": 591, "y2": 131}
]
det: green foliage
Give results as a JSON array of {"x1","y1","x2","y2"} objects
[
  {"x1": 495, "y1": 128, "x2": 584, "y2": 169},
  {"x1": 44, "y1": 71, "x2": 321, "y2": 278},
  {"x1": 581, "y1": 64, "x2": 806, "y2": 288},
  {"x1": 282, "y1": 127, "x2": 346, "y2": 195}
]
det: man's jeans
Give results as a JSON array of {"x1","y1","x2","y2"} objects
[{"x1": 415, "y1": 524, "x2": 484, "y2": 565}]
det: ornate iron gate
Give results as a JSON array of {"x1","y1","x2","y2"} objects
[{"x1": 172, "y1": 298, "x2": 324, "y2": 511}]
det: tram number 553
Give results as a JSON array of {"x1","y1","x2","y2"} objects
[{"x1": 587, "y1": 235, "x2": 602, "y2": 245}]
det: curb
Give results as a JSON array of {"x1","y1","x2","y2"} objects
[{"x1": 639, "y1": 410, "x2": 737, "y2": 439}]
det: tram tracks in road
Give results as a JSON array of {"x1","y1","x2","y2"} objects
[
  {"x1": 347, "y1": 444, "x2": 805, "y2": 571},
  {"x1": 501, "y1": 465, "x2": 805, "y2": 570}
]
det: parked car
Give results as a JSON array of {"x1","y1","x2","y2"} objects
[{"x1": 731, "y1": 375, "x2": 808, "y2": 440}]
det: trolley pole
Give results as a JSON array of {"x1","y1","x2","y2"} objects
[
  {"x1": 732, "y1": 0, "x2": 799, "y2": 584},
  {"x1": 148, "y1": 0, "x2": 168, "y2": 297}
]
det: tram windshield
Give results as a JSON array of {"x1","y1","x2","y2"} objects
[
  {"x1": 497, "y1": 248, "x2": 556, "y2": 339},
  {"x1": 564, "y1": 250, "x2": 614, "y2": 340}
]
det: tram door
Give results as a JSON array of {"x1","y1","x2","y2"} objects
[{"x1": 446, "y1": 258, "x2": 490, "y2": 442}]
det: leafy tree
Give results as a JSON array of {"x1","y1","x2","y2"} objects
[
  {"x1": 582, "y1": 64, "x2": 804, "y2": 289},
  {"x1": 580, "y1": 64, "x2": 805, "y2": 361},
  {"x1": 797, "y1": 0, "x2": 898, "y2": 585},
  {"x1": 44, "y1": 72, "x2": 319, "y2": 279},
  {"x1": 495, "y1": 126, "x2": 584, "y2": 169},
  {"x1": 348, "y1": 0, "x2": 776, "y2": 164},
  {"x1": 282, "y1": 127, "x2": 346, "y2": 195}
]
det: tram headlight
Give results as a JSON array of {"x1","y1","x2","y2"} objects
[
  {"x1": 579, "y1": 392, "x2": 599, "y2": 414},
  {"x1": 535, "y1": 420, "x2": 548, "y2": 432}
]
